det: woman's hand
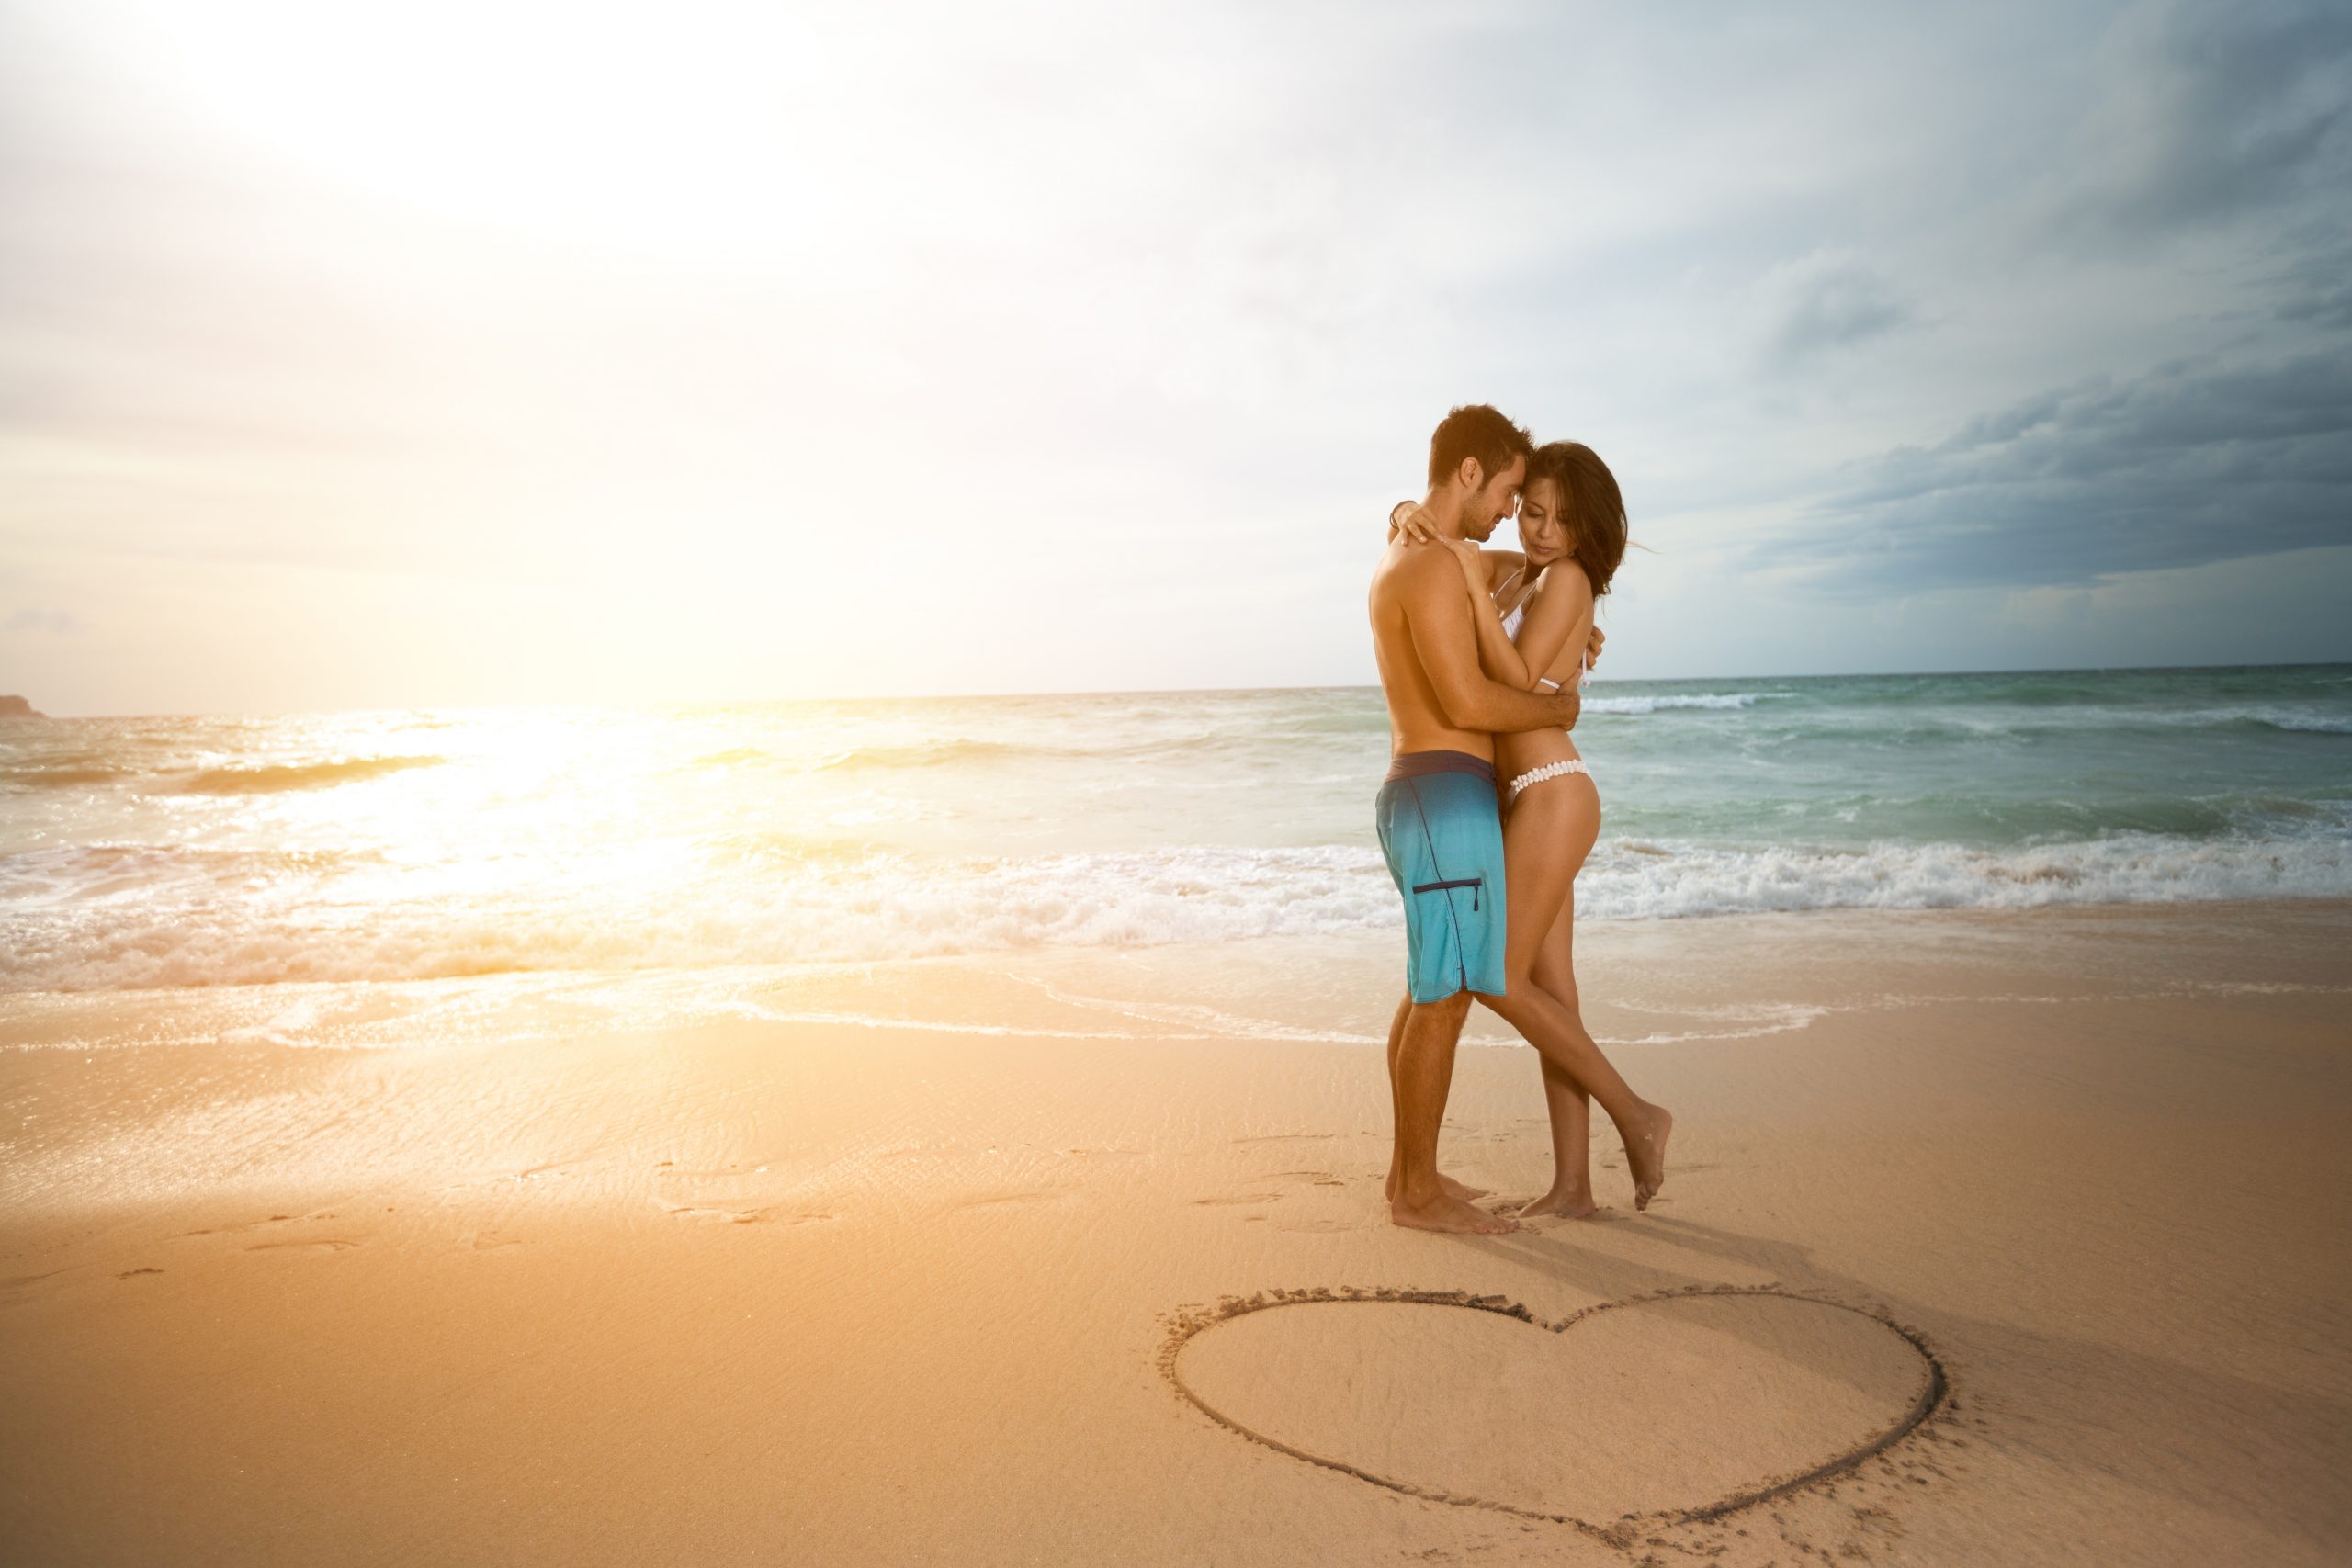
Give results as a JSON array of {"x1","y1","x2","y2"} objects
[
  {"x1": 1388, "y1": 501, "x2": 1442, "y2": 545},
  {"x1": 1441, "y1": 536, "x2": 1487, "y2": 595},
  {"x1": 1586, "y1": 625, "x2": 1607, "y2": 669}
]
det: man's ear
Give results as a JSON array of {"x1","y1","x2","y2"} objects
[{"x1": 1456, "y1": 456, "x2": 1485, "y2": 493}]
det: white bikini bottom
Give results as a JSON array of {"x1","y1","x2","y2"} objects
[{"x1": 1506, "y1": 758, "x2": 1591, "y2": 806}]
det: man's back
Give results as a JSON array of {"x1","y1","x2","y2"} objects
[{"x1": 1369, "y1": 540, "x2": 1494, "y2": 762}]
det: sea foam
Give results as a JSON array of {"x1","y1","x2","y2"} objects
[
  {"x1": 5, "y1": 670, "x2": 2348, "y2": 995},
  {"x1": 5, "y1": 831, "x2": 2346, "y2": 994}
]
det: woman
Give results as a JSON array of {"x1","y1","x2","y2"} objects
[{"x1": 1392, "y1": 440, "x2": 1669, "y2": 1215}]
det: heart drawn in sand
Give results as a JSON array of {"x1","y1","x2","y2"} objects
[{"x1": 1161, "y1": 1285, "x2": 1944, "y2": 1530}]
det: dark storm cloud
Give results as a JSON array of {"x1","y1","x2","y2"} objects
[
  {"x1": 2272, "y1": 240, "x2": 2352, "y2": 332},
  {"x1": 1773, "y1": 353, "x2": 2352, "y2": 593},
  {"x1": 1762, "y1": 255, "x2": 1916, "y2": 369},
  {"x1": 2046, "y1": 0, "x2": 2352, "y2": 240},
  {"x1": 1754, "y1": 2, "x2": 2352, "y2": 606}
]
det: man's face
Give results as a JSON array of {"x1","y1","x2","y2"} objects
[{"x1": 1460, "y1": 456, "x2": 1526, "y2": 543}]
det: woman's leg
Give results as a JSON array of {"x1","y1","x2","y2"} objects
[
  {"x1": 1485, "y1": 774, "x2": 1673, "y2": 1207},
  {"x1": 1519, "y1": 884, "x2": 1595, "y2": 1217}
]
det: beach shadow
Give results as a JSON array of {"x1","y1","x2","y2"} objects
[{"x1": 1473, "y1": 1212, "x2": 2349, "y2": 1536}]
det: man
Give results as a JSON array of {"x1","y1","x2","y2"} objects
[{"x1": 1367, "y1": 404, "x2": 1585, "y2": 1235}]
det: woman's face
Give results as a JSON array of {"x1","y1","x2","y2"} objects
[{"x1": 1517, "y1": 477, "x2": 1574, "y2": 566}]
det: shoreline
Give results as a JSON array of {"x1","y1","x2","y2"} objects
[
  {"x1": 3, "y1": 897, "x2": 2348, "y2": 1564},
  {"x1": 8, "y1": 895, "x2": 2350, "y2": 1055}
]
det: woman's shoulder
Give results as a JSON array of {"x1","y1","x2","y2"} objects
[{"x1": 1531, "y1": 557, "x2": 1595, "y2": 601}]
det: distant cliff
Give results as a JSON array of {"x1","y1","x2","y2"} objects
[{"x1": 0, "y1": 695, "x2": 45, "y2": 718}]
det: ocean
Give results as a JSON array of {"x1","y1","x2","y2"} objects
[{"x1": 3, "y1": 665, "x2": 2347, "y2": 1040}]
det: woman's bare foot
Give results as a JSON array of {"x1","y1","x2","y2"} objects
[
  {"x1": 1385, "y1": 1171, "x2": 1489, "y2": 1203},
  {"x1": 1623, "y1": 1105, "x2": 1673, "y2": 1210},
  {"x1": 1390, "y1": 1190, "x2": 1519, "y2": 1235},
  {"x1": 1516, "y1": 1185, "x2": 1598, "y2": 1220}
]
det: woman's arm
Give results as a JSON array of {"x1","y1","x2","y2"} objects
[
  {"x1": 1514, "y1": 562, "x2": 1596, "y2": 692},
  {"x1": 1390, "y1": 501, "x2": 1527, "y2": 585},
  {"x1": 1440, "y1": 538, "x2": 1537, "y2": 688}
]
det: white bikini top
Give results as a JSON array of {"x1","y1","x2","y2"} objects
[{"x1": 1495, "y1": 567, "x2": 1589, "y2": 692}]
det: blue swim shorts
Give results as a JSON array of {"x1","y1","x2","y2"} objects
[{"x1": 1374, "y1": 750, "x2": 1509, "y2": 1003}]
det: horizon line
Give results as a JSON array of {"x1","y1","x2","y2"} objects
[{"x1": 9, "y1": 656, "x2": 2350, "y2": 721}]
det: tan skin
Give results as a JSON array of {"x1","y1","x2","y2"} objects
[
  {"x1": 1392, "y1": 476, "x2": 1673, "y2": 1214},
  {"x1": 1367, "y1": 451, "x2": 1589, "y2": 1235}
]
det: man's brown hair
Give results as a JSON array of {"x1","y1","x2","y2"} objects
[{"x1": 1426, "y1": 403, "x2": 1534, "y2": 489}]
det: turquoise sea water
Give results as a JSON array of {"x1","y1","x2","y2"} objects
[{"x1": 2, "y1": 665, "x2": 2346, "y2": 995}]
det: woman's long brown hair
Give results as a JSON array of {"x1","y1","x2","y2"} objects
[{"x1": 1528, "y1": 441, "x2": 1627, "y2": 597}]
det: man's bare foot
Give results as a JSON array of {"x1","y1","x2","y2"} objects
[
  {"x1": 1384, "y1": 1171, "x2": 1489, "y2": 1202},
  {"x1": 1623, "y1": 1104, "x2": 1673, "y2": 1210},
  {"x1": 1390, "y1": 1190, "x2": 1519, "y2": 1235},
  {"x1": 1516, "y1": 1186, "x2": 1598, "y2": 1220}
]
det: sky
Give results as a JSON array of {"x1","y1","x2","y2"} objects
[{"x1": 3, "y1": 0, "x2": 2348, "y2": 716}]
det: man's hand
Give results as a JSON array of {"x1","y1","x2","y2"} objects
[{"x1": 1559, "y1": 686, "x2": 1581, "y2": 730}]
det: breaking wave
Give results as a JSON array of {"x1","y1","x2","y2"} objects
[{"x1": 5, "y1": 830, "x2": 2345, "y2": 994}]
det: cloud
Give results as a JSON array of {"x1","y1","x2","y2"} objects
[
  {"x1": 6, "y1": 607, "x2": 81, "y2": 633},
  {"x1": 2271, "y1": 237, "x2": 2352, "y2": 331},
  {"x1": 1756, "y1": 251, "x2": 1917, "y2": 369},
  {"x1": 1770, "y1": 351, "x2": 2352, "y2": 593},
  {"x1": 2041, "y1": 0, "x2": 2352, "y2": 240},
  {"x1": 8, "y1": 3, "x2": 2352, "y2": 705}
]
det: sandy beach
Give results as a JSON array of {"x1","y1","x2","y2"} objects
[{"x1": 4, "y1": 898, "x2": 2348, "y2": 1565}]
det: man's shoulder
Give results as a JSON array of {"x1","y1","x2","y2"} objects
[
  {"x1": 1382, "y1": 540, "x2": 1453, "y2": 578},
  {"x1": 1370, "y1": 541, "x2": 1450, "y2": 601}
]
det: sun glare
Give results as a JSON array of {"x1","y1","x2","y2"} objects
[{"x1": 79, "y1": 3, "x2": 884, "y2": 256}]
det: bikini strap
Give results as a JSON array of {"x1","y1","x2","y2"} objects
[{"x1": 1495, "y1": 565, "x2": 1536, "y2": 621}]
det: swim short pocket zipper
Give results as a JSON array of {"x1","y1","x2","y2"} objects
[{"x1": 1412, "y1": 876, "x2": 1485, "y2": 912}]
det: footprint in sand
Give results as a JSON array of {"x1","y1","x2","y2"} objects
[
  {"x1": 1193, "y1": 1194, "x2": 1283, "y2": 1206},
  {"x1": 652, "y1": 1197, "x2": 837, "y2": 1225},
  {"x1": 172, "y1": 1216, "x2": 270, "y2": 1240},
  {"x1": 955, "y1": 1190, "x2": 1068, "y2": 1210},
  {"x1": 243, "y1": 1237, "x2": 361, "y2": 1252},
  {"x1": 652, "y1": 1197, "x2": 784, "y2": 1224},
  {"x1": 2, "y1": 1268, "x2": 75, "y2": 1294},
  {"x1": 654, "y1": 1159, "x2": 777, "y2": 1182}
]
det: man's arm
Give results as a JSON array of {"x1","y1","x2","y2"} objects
[{"x1": 1399, "y1": 554, "x2": 1580, "y2": 733}]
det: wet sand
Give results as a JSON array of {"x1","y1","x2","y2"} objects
[{"x1": 4, "y1": 900, "x2": 2348, "y2": 1565}]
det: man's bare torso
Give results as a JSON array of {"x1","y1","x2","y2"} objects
[{"x1": 1367, "y1": 541, "x2": 1494, "y2": 762}]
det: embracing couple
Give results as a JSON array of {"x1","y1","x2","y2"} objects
[{"x1": 1368, "y1": 403, "x2": 1672, "y2": 1235}]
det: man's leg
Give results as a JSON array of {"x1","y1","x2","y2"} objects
[
  {"x1": 1385, "y1": 988, "x2": 1490, "y2": 1203},
  {"x1": 1390, "y1": 992, "x2": 1516, "y2": 1234}
]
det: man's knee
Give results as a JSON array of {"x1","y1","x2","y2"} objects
[{"x1": 1409, "y1": 990, "x2": 1474, "y2": 1029}]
